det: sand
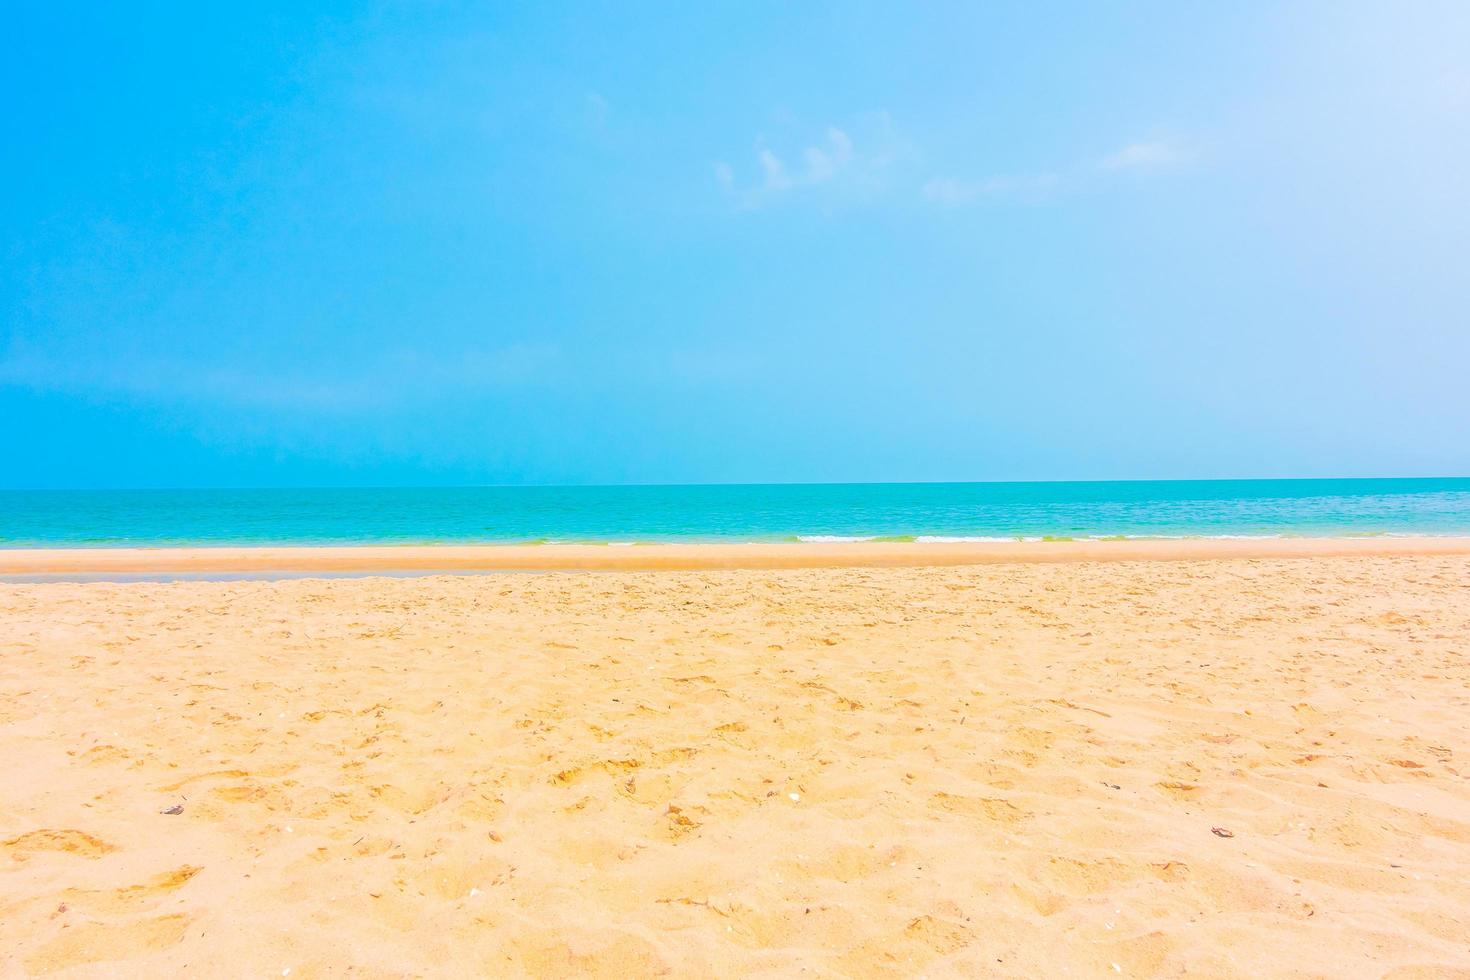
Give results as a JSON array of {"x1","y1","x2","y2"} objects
[
  {"x1": 5, "y1": 536, "x2": 1470, "y2": 575},
  {"x1": 2, "y1": 551, "x2": 1469, "y2": 977}
]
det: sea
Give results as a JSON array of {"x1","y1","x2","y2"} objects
[{"x1": 3, "y1": 479, "x2": 1470, "y2": 548}]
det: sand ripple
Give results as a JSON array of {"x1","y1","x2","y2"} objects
[{"x1": 2, "y1": 558, "x2": 1469, "y2": 976}]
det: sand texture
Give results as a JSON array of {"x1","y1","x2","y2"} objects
[
  {"x1": 5, "y1": 536, "x2": 1470, "y2": 575},
  {"x1": 2, "y1": 556, "x2": 1469, "y2": 976}
]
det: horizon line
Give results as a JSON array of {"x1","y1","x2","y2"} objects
[{"x1": 4, "y1": 474, "x2": 1469, "y2": 494}]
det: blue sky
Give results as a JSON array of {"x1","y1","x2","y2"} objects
[{"x1": 4, "y1": 2, "x2": 1468, "y2": 488}]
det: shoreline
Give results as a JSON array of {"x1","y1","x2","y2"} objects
[{"x1": 4, "y1": 535, "x2": 1470, "y2": 574}]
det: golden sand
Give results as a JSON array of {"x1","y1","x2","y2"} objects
[
  {"x1": 3, "y1": 554, "x2": 1469, "y2": 976},
  {"x1": 4, "y1": 536, "x2": 1470, "y2": 575}
]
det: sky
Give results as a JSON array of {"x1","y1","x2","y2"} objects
[{"x1": 4, "y1": 1, "x2": 1469, "y2": 488}]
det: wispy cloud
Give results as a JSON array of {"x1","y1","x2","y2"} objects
[
  {"x1": 803, "y1": 125, "x2": 852, "y2": 182},
  {"x1": 923, "y1": 136, "x2": 1195, "y2": 207},
  {"x1": 758, "y1": 146, "x2": 793, "y2": 191},
  {"x1": 921, "y1": 172, "x2": 1061, "y2": 205},
  {"x1": 1100, "y1": 138, "x2": 1190, "y2": 171},
  {"x1": 712, "y1": 160, "x2": 735, "y2": 193},
  {"x1": 715, "y1": 116, "x2": 1194, "y2": 210},
  {"x1": 714, "y1": 116, "x2": 906, "y2": 208}
]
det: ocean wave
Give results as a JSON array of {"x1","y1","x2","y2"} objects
[
  {"x1": 1086, "y1": 533, "x2": 1287, "y2": 540},
  {"x1": 796, "y1": 534, "x2": 1042, "y2": 543},
  {"x1": 798, "y1": 533, "x2": 1305, "y2": 544}
]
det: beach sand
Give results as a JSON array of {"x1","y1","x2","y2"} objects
[
  {"x1": 5, "y1": 536, "x2": 1470, "y2": 575},
  {"x1": 3, "y1": 551, "x2": 1469, "y2": 976}
]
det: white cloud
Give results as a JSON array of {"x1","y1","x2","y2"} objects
[
  {"x1": 801, "y1": 126, "x2": 853, "y2": 183},
  {"x1": 804, "y1": 146, "x2": 834, "y2": 182},
  {"x1": 715, "y1": 121, "x2": 894, "y2": 207},
  {"x1": 713, "y1": 160, "x2": 734, "y2": 192},
  {"x1": 827, "y1": 126, "x2": 853, "y2": 164},
  {"x1": 921, "y1": 172, "x2": 1060, "y2": 205},
  {"x1": 922, "y1": 136, "x2": 1194, "y2": 207},
  {"x1": 1101, "y1": 139, "x2": 1189, "y2": 171},
  {"x1": 758, "y1": 148, "x2": 791, "y2": 191},
  {"x1": 717, "y1": 117, "x2": 1189, "y2": 210}
]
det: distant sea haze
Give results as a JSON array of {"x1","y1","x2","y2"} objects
[{"x1": 3, "y1": 479, "x2": 1469, "y2": 548}]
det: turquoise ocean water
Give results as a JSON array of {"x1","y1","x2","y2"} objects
[{"x1": 2, "y1": 479, "x2": 1469, "y2": 547}]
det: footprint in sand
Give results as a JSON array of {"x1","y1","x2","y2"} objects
[
  {"x1": 25, "y1": 914, "x2": 191, "y2": 973},
  {"x1": 3, "y1": 829, "x2": 115, "y2": 861},
  {"x1": 61, "y1": 866, "x2": 203, "y2": 914}
]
